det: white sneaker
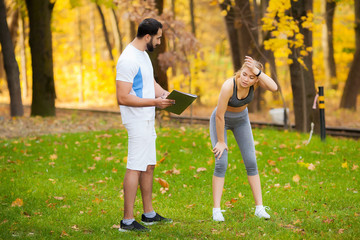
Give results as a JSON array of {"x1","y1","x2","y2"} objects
[
  {"x1": 213, "y1": 209, "x2": 225, "y2": 221},
  {"x1": 255, "y1": 206, "x2": 271, "y2": 219}
]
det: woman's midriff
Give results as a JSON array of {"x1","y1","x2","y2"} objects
[{"x1": 226, "y1": 105, "x2": 247, "y2": 113}]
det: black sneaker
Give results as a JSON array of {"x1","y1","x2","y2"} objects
[
  {"x1": 119, "y1": 220, "x2": 150, "y2": 232},
  {"x1": 141, "y1": 213, "x2": 173, "y2": 225}
]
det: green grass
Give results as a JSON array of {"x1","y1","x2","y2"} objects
[{"x1": 0, "y1": 126, "x2": 359, "y2": 239}]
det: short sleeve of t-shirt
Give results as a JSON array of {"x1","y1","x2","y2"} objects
[{"x1": 116, "y1": 58, "x2": 139, "y2": 83}]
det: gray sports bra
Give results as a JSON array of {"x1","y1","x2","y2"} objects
[{"x1": 228, "y1": 78, "x2": 254, "y2": 107}]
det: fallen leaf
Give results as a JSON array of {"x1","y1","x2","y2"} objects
[
  {"x1": 308, "y1": 163, "x2": 316, "y2": 171},
  {"x1": 284, "y1": 183, "x2": 291, "y2": 189},
  {"x1": 196, "y1": 167, "x2": 207, "y2": 173},
  {"x1": 11, "y1": 198, "x2": 23, "y2": 207},
  {"x1": 230, "y1": 198, "x2": 238, "y2": 203},
  {"x1": 207, "y1": 159, "x2": 214, "y2": 165},
  {"x1": 255, "y1": 150, "x2": 263, "y2": 156},
  {"x1": 338, "y1": 229, "x2": 345, "y2": 234},
  {"x1": 293, "y1": 219, "x2": 301, "y2": 224},
  {"x1": 352, "y1": 164, "x2": 358, "y2": 170},
  {"x1": 155, "y1": 178, "x2": 169, "y2": 188},
  {"x1": 96, "y1": 134, "x2": 112, "y2": 138},
  {"x1": 238, "y1": 192, "x2": 244, "y2": 198},
  {"x1": 279, "y1": 144, "x2": 287, "y2": 149},
  {"x1": 322, "y1": 218, "x2": 334, "y2": 223},
  {"x1": 60, "y1": 230, "x2": 69, "y2": 237},
  {"x1": 163, "y1": 168, "x2": 180, "y2": 175},
  {"x1": 342, "y1": 162, "x2": 348, "y2": 169},
  {"x1": 112, "y1": 224, "x2": 120, "y2": 229},
  {"x1": 88, "y1": 164, "x2": 96, "y2": 170},
  {"x1": 272, "y1": 168, "x2": 281, "y2": 174},
  {"x1": 54, "y1": 196, "x2": 64, "y2": 200},
  {"x1": 225, "y1": 201, "x2": 234, "y2": 208},
  {"x1": 92, "y1": 198, "x2": 103, "y2": 204},
  {"x1": 189, "y1": 166, "x2": 196, "y2": 170},
  {"x1": 50, "y1": 154, "x2": 58, "y2": 160},
  {"x1": 112, "y1": 168, "x2": 118, "y2": 173},
  {"x1": 186, "y1": 204, "x2": 195, "y2": 208},
  {"x1": 158, "y1": 156, "x2": 166, "y2": 164},
  {"x1": 71, "y1": 225, "x2": 79, "y2": 231},
  {"x1": 267, "y1": 160, "x2": 276, "y2": 166},
  {"x1": 160, "y1": 187, "x2": 169, "y2": 194},
  {"x1": 292, "y1": 174, "x2": 301, "y2": 183},
  {"x1": 106, "y1": 156, "x2": 114, "y2": 161}
]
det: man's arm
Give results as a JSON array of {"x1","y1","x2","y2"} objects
[
  {"x1": 116, "y1": 80, "x2": 174, "y2": 108},
  {"x1": 154, "y1": 80, "x2": 169, "y2": 98}
]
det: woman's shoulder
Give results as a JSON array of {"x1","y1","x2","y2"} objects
[{"x1": 221, "y1": 78, "x2": 234, "y2": 91}]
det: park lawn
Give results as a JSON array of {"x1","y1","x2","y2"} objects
[{"x1": 0, "y1": 125, "x2": 359, "y2": 239}]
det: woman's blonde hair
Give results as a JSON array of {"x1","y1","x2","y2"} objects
[{"x1": 235, "y1": 59, "x2": 263, "y2": 78}]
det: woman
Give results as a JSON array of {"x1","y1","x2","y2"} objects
[{"x1": 210, "y1": 56, "x2": 278, "y2": 221}]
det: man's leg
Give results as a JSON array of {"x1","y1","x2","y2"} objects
[
  {"x1": 123, "y1": 169, "x2": 141, "y2": 219},
  {"x1": 140, "y1": 164, "x2": 155, "y2": 213}
]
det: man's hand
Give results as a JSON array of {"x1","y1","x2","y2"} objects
[{"x1": 154, "y1": 97, "x2": 175, "y2": 109}]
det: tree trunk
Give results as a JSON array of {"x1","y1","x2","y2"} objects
[
  {"x1": 130, "y1": 20, "x2": 136, "y2": 40},
  {"x1": 26, "y1": 0, "x2": 56, "y2": 116},
  {"x1": 189, "y1": 0, "x2": 196, "y2": 37},
  {"x1": 19, "y1": 7, "x2": 28, "y2": 98},
  {"x1": 219, "y1": 0, "x2": 242, "y2": 71},
  {"x1": 322, "y1": 0, "x2": 337, "y2": 88},
  {"x1": 77, "y1": 7, "x2": 84, "y2": 103},
  {"x1": 0, "y1": 0, "x2": 23, "y2": 116},
  {"x1": 148, "y1": 0, "x2": 168, "y2": 90},
  {"x1": 109, "y1": 8, "x2": 123, "y2": 54},
  {"x1": 96, "y1": 4, "x2": 114, "y2": 61},
  {"x1": 8, "y1": 5, "x2": 19, "y2": 46},
  {"x1": 235, "y1": 0, "x2": 256, "y2": 64},
  {"x1": 90, "y1": 4, "x2": 97, "y2": 69},
  {"x1": 340, "y1": 0, "x2": 360, "y2": 110},
  {"x1": 289, "y1": 0, "x2": 319, "y2": 132}
]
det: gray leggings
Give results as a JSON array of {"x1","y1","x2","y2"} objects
[{"x1": 210, "y1": 107, "x2": 258, "y2": 177}]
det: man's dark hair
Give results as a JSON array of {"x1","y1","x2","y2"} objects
[{"x1": 136, "y1": 18, "x2": 162, "y2": 38}]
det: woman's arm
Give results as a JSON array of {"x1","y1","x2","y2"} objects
[
  {"x1": 213, "y1": 81, "x2": 232, "y2": 159},
  {"x1": 245, "y1": 56, "x2": 278, "y2": 92},
  {"x1": 257, "y1": 72, "x2": 278, "y2": 92}
]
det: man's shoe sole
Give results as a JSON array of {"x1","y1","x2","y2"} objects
[
  {"x1": 141, "y1": 219, "x2": 173, "y2": 226},
  {"x1": 118, "y1": 228, "x2": 151, "y2": 232}
]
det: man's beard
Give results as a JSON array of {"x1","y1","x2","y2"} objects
[
  {"x1": 146, "y1": 42, "x2": 155, "y2": 52},
  {"x1": 146, "y1": 36, "x2": 156, "y2": 52}
]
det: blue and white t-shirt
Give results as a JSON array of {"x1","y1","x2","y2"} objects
[{"x1": 116, "y1": 44, "x2": 155, "y2": 124}]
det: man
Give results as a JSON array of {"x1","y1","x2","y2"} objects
[{"x1": 116, "y1": 18, "x2": 175, "y2": 232}]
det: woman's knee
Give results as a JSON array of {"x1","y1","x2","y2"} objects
[
  {"x1": 245, "y1": 159, "x2": 258, "y2": 176},
  {"x1": 214, "y1": 158, "x2": 228, "y2": 177}
]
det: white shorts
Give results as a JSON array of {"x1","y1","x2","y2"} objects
[{"x1": 124, "y1": 120, "x2": 157, "y2": 171}]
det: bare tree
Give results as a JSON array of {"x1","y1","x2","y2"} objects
[
  {"x1": 147, "y1": 0, "x2": 168, "y2": 90},
  {"x1": 26, "y1": 0, "x2": 56, "y2": 116},
  {"x1": 96, "y1": 4, "x2": 114, "y2": 61},
  {"x1": 340, "y1": 0, "x2": 360, "y2": 110},
  {"x1": 288, "y1": 0, "x2": 319, "y2": 132},
  {"x1": 322, "y1": 0, "x2": 337, "y2": 88},
  {"x1": 0, "y1": 0, "x2": 23, "y2": 116}
]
